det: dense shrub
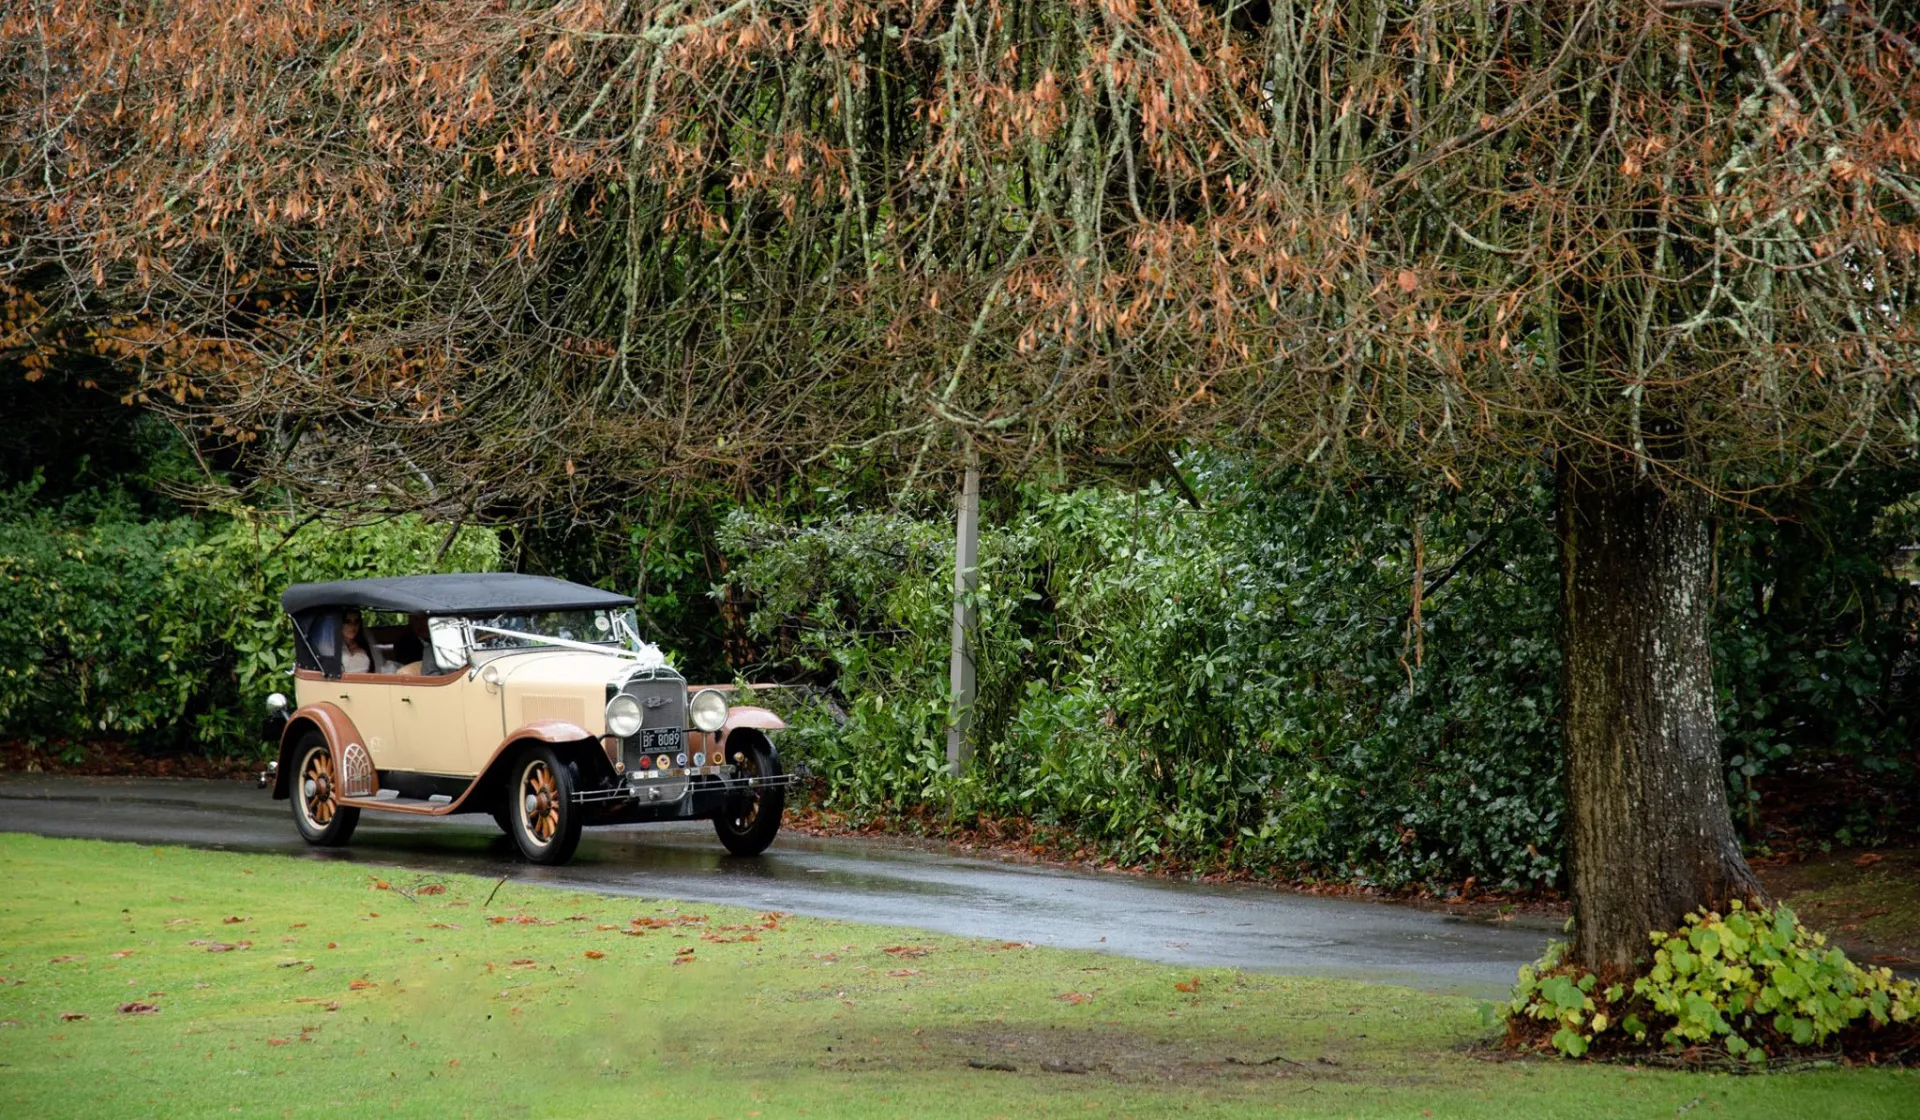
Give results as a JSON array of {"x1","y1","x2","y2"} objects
[
  {"x1": 1509, "y1": 903, "x2": 1919, "y2": 1063},
  {"x1": 724, "y1": 461, "x2": 1920, "y2": 891},
  {"x1": 0, "y1": 487, "x2": 499, "y2": 755},
  {"x1": 724, "y1": 462, "x2": 1566, "y2": 890}
]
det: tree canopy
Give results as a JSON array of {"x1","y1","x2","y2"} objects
[{"x1": 4, "y1": 0, "x2": 1914, "y2": 513}]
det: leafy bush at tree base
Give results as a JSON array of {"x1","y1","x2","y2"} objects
[{"x1": 1508, "y1": 902, "x2": 1919, "y2": 1066}]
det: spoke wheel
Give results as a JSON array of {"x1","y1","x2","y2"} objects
[
  {"x1": 289, "y1": 731, "x2": 359, "y2": 847},
  {"x1": 507, "y1": 745, "x2": 582, "y2": 865},
  {"x1": 712, "y1": 736, "x2": 784, "y2": 857}
]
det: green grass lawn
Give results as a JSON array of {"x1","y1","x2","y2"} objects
[{"x1": 1, "y1": 834, "x2": 1913, "y2": 1118}]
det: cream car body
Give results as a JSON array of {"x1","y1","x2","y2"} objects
[{"x1": 265, "y1": 573, "x2": 791, "y2": 865}]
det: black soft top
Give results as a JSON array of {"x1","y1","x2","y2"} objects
[{"x1": 281, "y1": 573, "x2": 633, "y2": 616}]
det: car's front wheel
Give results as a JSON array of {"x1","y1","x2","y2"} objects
[
  {"x1": 712, "y1": 736, "x2": 783, "y2": 856},
  {"x1": 506, "y1": 746, "x2": 582, "y2": 865},
  {"x1": 291, "y1": 731, "x2": 359, "y2": 847}
]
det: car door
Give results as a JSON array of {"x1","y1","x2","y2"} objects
[
  {"x1": 392, "y1": 676, "x2": 470, "y2": 777},
  {"x1": 327, "y1": 678, "x2": 398, "y2": 772}
]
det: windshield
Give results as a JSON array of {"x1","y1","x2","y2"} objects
[{"x1": 469, "y1": 608, "x2": 639, "y2": 651}]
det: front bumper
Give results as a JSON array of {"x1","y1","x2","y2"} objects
[
  {"x1": 572, "y1": 769, "x2": 799, "y2": 806},
  {"x1": 571, "y1": 770, "x2": 801, "y2": 824}
]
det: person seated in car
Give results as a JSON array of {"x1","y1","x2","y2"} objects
[
  {"x1": 389, "y1": 612, "x2": 430, "y2": 674},
  {"x1": 340, "y1": 610, "x2": 384, "y2": 675}
]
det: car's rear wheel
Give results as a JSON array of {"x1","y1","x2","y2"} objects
[
  {"x1": 507, "y1": 746, "x2": 582, "y2": 865},
  {"x1": 712, "y1": 736, "x2": 783, "y2": 856},
  {"x1": 291, "y1": 731, "x2": 359, "y2": 847}
]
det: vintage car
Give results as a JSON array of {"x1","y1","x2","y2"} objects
[{"x1": 262, "y1": 573, "x2": 791, "y2": 865}]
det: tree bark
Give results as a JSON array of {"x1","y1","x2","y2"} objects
[{"x1": 1558, "y1": 463, "x2": 1765, "y2": 971}]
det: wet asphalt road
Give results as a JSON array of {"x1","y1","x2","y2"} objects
[{"x1": 0, "y1": 776, "x2": 1551, "y2": 997}]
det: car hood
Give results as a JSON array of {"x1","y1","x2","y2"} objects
[{"x1": 491, "y1": 649, "x2": 638, "y2": 690}]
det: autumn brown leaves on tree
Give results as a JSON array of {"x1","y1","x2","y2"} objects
[{"x1": 3, "y1": 0, "x2": 1917, "y2": 967}]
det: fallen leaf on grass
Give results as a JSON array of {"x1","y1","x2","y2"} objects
[
  {"x1": 1056, "y1": 992, "x2": 1096, "y2": 1005},
  {"x1": 187, "y1": 940, "x2": 250, "y2": 953},
  {"x1": 47, "y1": 955, "x2": 84, "y2": 964},
  {"x1": 583, "y1": 951, "x2": 605, "y2": 960},
  {"x1": 595, "y1": 924, "x2": 620, "y2": 931},
  {"x1": 630, "y1": 915, "x2": 708, "y2": 930},
  {"x1": 109, "y1": 950, "x2": 135, "y2": 959},
  {"x1": 1174, "y1": 977, "x2": 1202, "y2": 993},
  {"x1": 427, "y1": 922, "x2": 460, "y2": 930},
  {"x1": 509, "y1": 959, "x2": 538, "y2": 969},
  {"x1": 347, "y1": 979, "x2": 374, "y2": 991},
  {"x1": 118, "y1": 1002, "x2": 159, "y2": 1015},
  {"x1": 887, "y1": 969, "x2": 921, "y2": 978},
  {"x1": 1852, "y1": 853, "x2": 1885, "y2": 867},
  {"x1": 60, "y1": 1012, "x2": 88, "y2": 1022},
  {"x1": 372, "y1": 880, "x2": 391, "y2": 891},
  {"x1": 267, "y1": 1037, "x2": 290, "y2": 1046},
  {"x1": 882, "y1": 945, "x2": 932, "y2": 959},
  {"x1": 221, "y1": 916, "x2": 249, "y2": 925},
  {"x1": 277, "y1": 960, "x2": 312, "y2": 969},
  {"x1": 996, "y1": 941, "x2": 1035, "y2": 950},
  {"x1": 417, "y1": 884, "x2": 446, "y2": 896}
]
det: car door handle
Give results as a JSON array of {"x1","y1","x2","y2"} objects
[
  {"x1": 337, "y1": 695, "x2": 351, "y2": 702},
  {"x1": 399, "y1": 697, "x2": 413, "y2": 704}
]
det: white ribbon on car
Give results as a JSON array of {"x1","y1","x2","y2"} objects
[{"x1": 468, "y1": 624, "x2": 667, "y2": 670}]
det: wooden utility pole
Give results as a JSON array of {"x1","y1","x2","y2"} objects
[{"x1": 946, "y1": 454, "x2": 980, "y2": 776}]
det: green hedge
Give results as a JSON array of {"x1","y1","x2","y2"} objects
[
  {"x1": 0, "y1": 495, "x2": 498, "y2": 755},
  {"x1": 723, "y1": 461, "x2": 1920, "y2": 891}
]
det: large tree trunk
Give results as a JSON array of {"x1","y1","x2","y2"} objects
[{"x1": 1558, "y1": 463, "x2": 1765, "y2": 971}]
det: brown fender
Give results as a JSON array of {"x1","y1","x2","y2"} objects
[
  {"x1": 272, "y1": 703, "x2": 362, "y2": 800},
  {"x1": 721, "y1": 705, "x2": 786, "y2": 733}
]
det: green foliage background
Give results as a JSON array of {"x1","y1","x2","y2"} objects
[
  {"x1": 721, "y1": 460, "x2": 1920, "y2": 892},
  {"x1": 0, "y1": 478, "x2": 499, "y2": 755}
]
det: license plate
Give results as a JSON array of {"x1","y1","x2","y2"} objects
[{"x1": 640, "y1": 727, "x2": 683, "y2": 756}]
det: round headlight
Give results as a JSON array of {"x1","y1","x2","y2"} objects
[
  {"x1": 689, "y1": 688, "x2": 729, "y2": 733},
  {"x1": 605, "y1": 694, "x2": 643, "y2": 738},
  {"x1": 266, "y1": 692, "x2": 289, "y2": 715}
]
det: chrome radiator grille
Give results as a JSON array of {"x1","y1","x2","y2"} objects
[{"x1": 617, "y1": 671, "x2": 687, "y2": 776}]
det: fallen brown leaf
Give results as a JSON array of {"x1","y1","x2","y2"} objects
[
  {"x1": 882, "y1": 945, "x2": 932, "y2": 959},
  {"x1": 372, "y1": 880, "x2": 391, "y2": 891},
  {"x1": 60, "y1": 1012, "x2": 89, "y2": 1021},
  {"x1": 1852, "y1": 853, "x2": 1886, "y2": 867},
  {"x1": 1056, "y1": 991, "x2": 1096, "y2": 1004},
  {"x1": 417, "y1": 884, "x2": 446, "y2": 896},
  {"x1": 583, "y1": 950, "x2": 605, "y2": 960},
  {"x1": 221, "y1": 916, "x2": 249, "y2": 924},
  {"x1": 887, "y1": 968, "x2": 921, "y2": 978},
  {"x1": 47, "y1": 955, "x2": 84, "y2": 964},
  {"x1": 118, "y1": 1002, "x2": 159, "y2": 1015},
  {"x1": 187, "y1": 939, "x2": 250, "y2": 953},
  {"x1": 347, "y1": 979, "x2": 373, "y2": 991},
  {"x1": 267, "y1": 1037, "x2": 290, "y2": 1046},
  {"x1": 1174, "y1": 977, "x2": 1201, "y2": 993}
]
